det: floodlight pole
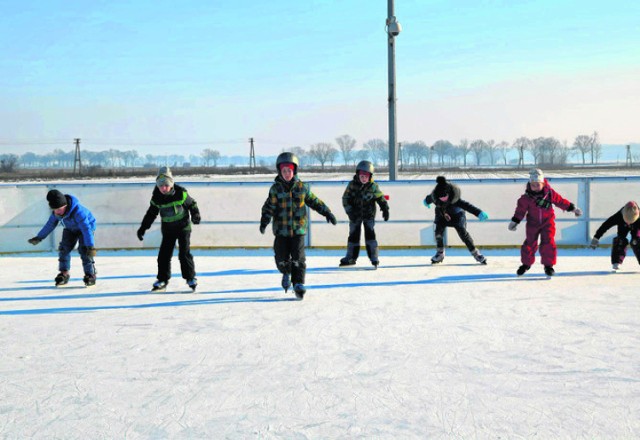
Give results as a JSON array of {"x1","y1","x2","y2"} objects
[{"x1": 386, "y1": 1, "x2": 401, "y2": 181}]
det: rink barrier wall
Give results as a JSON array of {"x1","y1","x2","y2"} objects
[{"x1": 1, "y1": 176, "x2": 639, "y2": 253}]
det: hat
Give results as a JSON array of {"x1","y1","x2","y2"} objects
[
  {"x1": 279, "y1": 163, "x2": 295, "y2": 172},
  {"x1": 434, "y1": 176, "x2": 450, "y2": 198},
  {"x1": 529, "y1": 168, "x2": 544, "y2": 183},
  {"x1": 46, "y1": 189, "x2": 67, "y2": 209},
  {"x1": 622, "y1": 201, "x2": 639, "y2": 224},
  {"x1": 156, "y1": 166, "x2": 174, "y2": 187}
]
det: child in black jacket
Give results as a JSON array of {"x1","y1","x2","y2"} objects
[
  {"x1": 590, "y1": 201, "x2": 640, "y2": 271},
  {"x1": 137, "y1": 167, "x2": 201, "y2": 291},
  {"x1": 424, "y1": 176, "x2": 488, "y2": 264}
]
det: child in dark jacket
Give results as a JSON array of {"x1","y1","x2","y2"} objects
[
  {"x1": 590, "y1": 201, "x2": 640, "y2": 271},
  {"x1": 28, "y1": 189, "x2": 97, "y2": 286},
  {"x1": 509, "y1": 168, "x2": 582, "y2": 276},
  {"x1": 424, "y1": 176, "x2": 488, "y2": 264},
  {"x1": 340, "y1": 160, "x2": 389, "y2": 268},
  {"x1": 259, "y1": 152, "x2": 337, "y2": 299},
  {"x1": 137, "y1": 167, "x2": 201, "y2": 291}
]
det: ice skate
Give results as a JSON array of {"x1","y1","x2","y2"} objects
[
  {"x1": 281, "y1": 273, "x2": 291, "y2": 292},
  {"x1": 371, "y1": 260, "x2": 379, "y2": 269},
  {"x1": 187, "y1": 278, "x2": 198, "y2": 291},
  {"x1": 431, "y1": 249, "x2": 445, "y2": 264},
  {"x1": 151, "y1": 280, "x2": 168, "y2": 292},
  {"x1": 612, "y1": 263, "x2": 620, "y2": 271},
  {"x1": 54, "y1": 271, "x2": 70, "y2": 287},
  {"x1": 544, "y1": 265, "x2": 555, "y2": 277},
  {"x1": 293, "y1": 283, "x2": 306, "y2": 300},
  {"x1": 339, "y1": 258, "x2": 356, "y2": 267},
  {"x1": 516, "y1": 265, "x2": 530, "y2": 276},
  {"x1": 83, "y1": 274, "x2": 96, "y2": 287},
  {"x1": 471, "y1": 249, "x2": 487, "y2": 265}
]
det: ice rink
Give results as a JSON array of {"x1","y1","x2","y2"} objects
[{"x1": 1, "y1": 248, "x2": 639, "y2": 438}]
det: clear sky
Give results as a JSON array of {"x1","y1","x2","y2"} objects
[{"x1": 1, "y1": 0, "x2": 638, "y2": 156}]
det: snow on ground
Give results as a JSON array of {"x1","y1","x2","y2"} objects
[{"x1": 1, "y1": 248, "x2": 639, "y2": 439}]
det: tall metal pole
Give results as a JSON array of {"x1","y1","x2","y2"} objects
[{"x1": 386, "y1": 1, "x2": 401, "y2": 181}]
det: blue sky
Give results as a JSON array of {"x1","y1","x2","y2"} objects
[{"x1": 1, "y1": 0, "x2": 638, "y2": 156}]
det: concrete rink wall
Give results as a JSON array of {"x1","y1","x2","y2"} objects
[{"x1": 1, "y1": 176, "x2": 639, "y2": 253}]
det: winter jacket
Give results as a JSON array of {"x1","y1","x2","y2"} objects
[
  {"x1": 36, "y1": 194, "x2": 96, "y2": 247},
  {"x1": 139, "y1": 184, "x2": 199, "y2": 233},
  {"x1": 342, "y1": 175, "x2": 389, "y2": 223},
  {"x1": 425, "y1": 182, "x2": 482, "y2": 226},
  {"x1": 260, "y1": 175, "x2": 333, "y2": 237},
  {"x1": 594, "y1": 208, "x2": 640, "y2": 240},
  {"x1": 511, "y1": 179, "x2": 575, "y2": 228}
]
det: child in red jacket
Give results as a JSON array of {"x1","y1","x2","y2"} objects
[{"x1": 508, "y1": 168, "x2": 582, "y2": 276}]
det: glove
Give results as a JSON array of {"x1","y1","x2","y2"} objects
[
  {"x1": 28, "y1": 236, "x2": 42, "y2": 245},
  {"x1": 86, "y1": 246, "x2": 97, "y2": 258},
  {"x1": 478, "y1": 211, "x2": 489, "y2": 222},
  {"x1": 590, "y1": 237, "x2": 599, "y2": 249},
  {"x1": 326, "y1": 212, "x2": 337, "y2": 225},
  {"x1": 382, "y1": 209, "x2": 389, "y2": 222},
  {"x1": 259, "y1": 223, "x2": 267, "y2": 234},
  {"x1": 573, "y1": 207, "x2": 583, "y2": 217},
  {"x1": 191, "y1": 212, "x2": 201, "y2": 225},
  {"x1": 423, "y1": 200, "x2": 431, "y2": 208},
  {"x1": 508, "y1": 221, "x2": 518, "y2": 231},
  {"x1": 136, "y1": 227, "x2": 145, "y2": 241}
]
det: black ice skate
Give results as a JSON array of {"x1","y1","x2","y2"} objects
[
  {"x1": 281, "y1": 273, "x2": 291, "y2": 292},
  {"x1": 471, "y1": 249, "x2": 487, "y2": 265},
  {"x1": 371, "y1": 260, "x2": 379, "y2": 269},
  {"x1": 516, "y1": 265, "x2": 530, "y2": 276},
  {"x1": 151, "y1": 280, "x2": 168, "y2": 292},
  {"x1": 431, "y1": 249, "x2": 445, "y2": 264},
  {"x1": 187, "y1": 278, "x2": 198, "y2": 291},
  {"x1": 339, "y1": 258, "x2": 356, "y2": 267},
  {"x1": 544, "y1": 265, "x2": 555, "y2": 277},
  {"x1": 83, "y1": 274, "x2": 96, "y2": 287},
  {"x1": 54, "y1": 271, "x2": 70, "y2": 287},
  {"x1": 293, "y1": 283, "x2": 306, "y2": 300}
]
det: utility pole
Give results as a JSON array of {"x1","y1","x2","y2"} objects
[
  {"x1": 626, "y1": 144, "x2": 632, "y2": 167},
  {"x1": 386, "y1": 0, "x2": 401, "y2": 181},
  {"x1": 73, "y1": 138, "x2": 82, "y2": 175},
  {"x1": 249, "y1": 137, "x2": 256, "y2": 170}
]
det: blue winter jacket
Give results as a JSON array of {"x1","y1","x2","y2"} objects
[{"x1": 36, "y1": 194, "x2": 96, "y2": 247}]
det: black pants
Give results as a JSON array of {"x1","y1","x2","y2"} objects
[
  {"x1": 274, "y1": 235, "x2": 306, "y2": 285},
  {"x1": 157, "y1": 228, "x2": 195, "y2": 282},
  {"x1": 345, "y1": 219, "x2": 378, "y2": 262},
  {"x1": 434, "y1": 218, "x2": 476, "y2": 251},
  {"x1": 612, "y1": 236, "x2": 640, "y2": 265}
]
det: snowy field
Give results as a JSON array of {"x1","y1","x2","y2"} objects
[{"x1": 1, "y1": 248, "x2": 639, "y2": 439}]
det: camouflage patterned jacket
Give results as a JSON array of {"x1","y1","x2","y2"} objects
[
  {"x1": 260, "y1": 175, "x2": 333, "y2": 237},
  {"x1": 342, "y1": 175, "x2": 389, "y2": 223},
  {"x1": 139, "y1": 184, "x2": 199, "y2": 233}
]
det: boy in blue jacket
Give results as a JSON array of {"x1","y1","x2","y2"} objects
[{"x1": 28, "y1": 189, "x2": 97, "y2": 286}]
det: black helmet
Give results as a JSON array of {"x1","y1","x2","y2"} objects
[
  {"x1": 356, "y1": 160, "x2": 374, "y2": 175},
  {"x1": 276, "y1": 152, "x2": 299, "y2": 174}
]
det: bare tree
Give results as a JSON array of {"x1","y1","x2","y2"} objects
[
  {"x1": 512, "y1": 137, "x2": 532, "y2": 168},
  {"x1": 432, "y1": 140, "x2": 453, "y2": 166},
  {"x1": 363, "y1": 139, "x2": 387, "y2": 166},
  {"x1": 496, "y1": 141, "x2": 511, "y2": 165},
  {"x1": 201, "y1": 148, "x2": 221, "y2": 167},
  {"x1": 470, "y1": 139, "x2": 487, "y2": 166},
  {"x1": 572, "y1": 135, "x2": 592, "y2": 165},
  {"x1": 485, "y1": 139, "x2": 499, "y2": 165},
  {"x1": 335, "y1": 134, "x2": 356, "y2": 166},
  {"x1": 590, "y1": 131, "x2": 601, "y2": 164},
  {"x1": 458, "y1": 139, "x2": 471, "y2": 166},
  {"x1": 0, "y1": 154, "x2": 18, "y2": 172},
  {"x1": 309, "y1": 142, "x2": 337, "y2": 170}
]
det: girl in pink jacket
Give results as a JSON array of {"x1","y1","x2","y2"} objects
[{"x1": 508, "y1": 168, "x2": 582, "y2": 276}]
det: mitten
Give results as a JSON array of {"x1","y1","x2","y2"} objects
[
  {"x1": 326, "y1": 212, "x2": 337, "y2": 225},
  {"x1": 589, "y1": 237, "x2": 599, "y2": 249},
  {"x1": 508, "y1": 221, "x2": 518, "y2": 231},
  {"x1": 28, "y1": 236, "x2": 42, "y2": 245},
  {"x1": 86, "y1": 246, "x2": 97, "y2": 258},
  {"x1": 382, "y1": 209, "x2": 389, "y2": 222},
  {"x1": 136, "y1": 227, "x2": 145, "y2": 241},
  {"x1": 191, "y1": 212, "x2": 201, "y2": 225},
  {"x1": 478, "y1": 212, "x2": 489, "y2": 222},
  {"x1": 423, "y1": 199, "x2": 431, "y2": 208},
  {"x1": 259, "y1": 223, "x2": 267, "y2": 234}
]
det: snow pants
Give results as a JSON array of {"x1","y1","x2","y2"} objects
[
  {"x1": 157, "y1": 228, "x2": 195, "y2": 282},
  {"x1": 611, "y1": 236, "x2": 640, "y2": 265},
  {"x1": 274, "y1": 235, "x2": 306, "y2": 285},
  {"x1": 58, "y1": 228, "x2": 96, "y2": 275},
  {"x1": 344, "y1": 219, "x2": 378, "y2": 263},
  {"x1": 434, "y1": 217, "x2": 476, "y2": 252},
  {"x1": 521, "y1": 221, "x2": 556, "y2": 267}
]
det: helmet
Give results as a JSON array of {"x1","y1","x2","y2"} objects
[
  {"x1": 356, "y1": 160, "x2": 374, "y2": 175},
  {"x1": 276, "y1": 152, "x2": 299, "y2": 174}
]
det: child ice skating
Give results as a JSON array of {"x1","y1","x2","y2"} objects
[
  {"x1": 509, "y1": 168, "x2": 582, "y2": 276},
  {"x1": 423, "y1": 176, "x2": 488, "y2": 264},
  {"x1": 28, "y1": 189, "x2": 97, "y2": 287},
  {"x1": 590, "y1": 201, "x2": 640, "y2": 271},
  {"x1": 339, "y1": 160, "x2": 389, "y2": 268},
  {"x1": 137, "y1": 167, "x2": 201, "y2": 291},
  {"x1": 259, "y1": 152, "x2": 337, "y2": 299}
]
